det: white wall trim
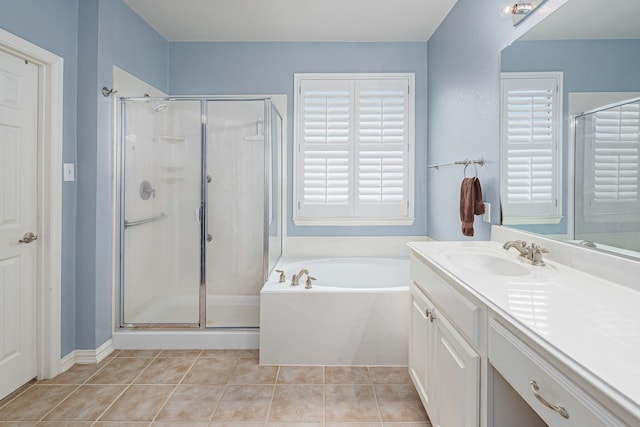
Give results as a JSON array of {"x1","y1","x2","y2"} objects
[
  {"x1": 59, "y1": 339, "x2": 115, "y2": 373},
  {"x1": 284, "y1": 235, "x2": 430, "y2": 257},
  {"x1": 0, "y1": 28, "x2": 63, "y2": 380}
]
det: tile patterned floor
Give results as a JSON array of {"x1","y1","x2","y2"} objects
[{"x1": 0, "y1": 350, "x2": 432, "y2": 427}]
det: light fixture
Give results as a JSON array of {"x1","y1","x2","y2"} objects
[{"x1": 512, "y1": 3, "x2": 533, "y2": 15}]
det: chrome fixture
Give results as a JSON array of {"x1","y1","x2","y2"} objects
[
  {"x1": 275, "y1": 269, "x2": 286, "y2": 282},
  {"x1": 503, "y1": 240, "x2": 549, "y2": 266},
  {"x1": 18, "y1": 232, "x2": 38, "y2": 244},
  {"x1": 102, "y1": 87, "x2": 117, "y2": 97},
  {"x1": 139, "y1": 180, "x2": 156, "y2": 200},
  {"x1": 305, "y1": 276, "x2": 316, "y2": 289},
  {"x1": 291, "y1": 268, "x2": 309, "y2": 286},
  {"x1": 512, "y1": 3, "x2": 533, "y2": 15},
  {"x1": 124, "y1": 212, "x2": 167, "y2": 229},
  {"x1": 578, "y1": 240, "x2": 597, "y2": 248},
  {"x1": 530, "y1": 380, "x2": 569, "y2": 419}
]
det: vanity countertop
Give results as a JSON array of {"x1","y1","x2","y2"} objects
[{"x1": 407, "y1": 240, "x2": 640, "y2": 421}]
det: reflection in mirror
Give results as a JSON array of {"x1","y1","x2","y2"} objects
[{"x1": 500, "y1": 0, "x2": 640, "y2": 260}]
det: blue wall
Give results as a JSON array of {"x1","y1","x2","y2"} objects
[
  {"x1": 501, "y1": 39, "x2": 640, "y2": 235},
  {"x1": 426, "y1": 0, "x2": 568, "y2": 241},
  {"x1": 169, "y1": 42, "x2": 428, "y2": 236}
]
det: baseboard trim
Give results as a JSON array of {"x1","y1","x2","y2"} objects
[{"x1": 58, "y1": 339, "x2": 115, "y2": 373}]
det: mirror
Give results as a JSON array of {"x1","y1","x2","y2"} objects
[{"x1": 500, "y1": 0, "x2": 640, "y2": 259}]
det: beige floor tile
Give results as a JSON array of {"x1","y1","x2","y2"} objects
[
  {"x1": 268, "y1": 423, "x2": 324, "y2": 427},
  {"x1": 212, "y1": 385, "x2": 274, "y2": 422},
  {"x1": 115, "y1": 350, "x2": 161, "y2": 358},
  {"x1": 156, "y1": 350, "x2": 201, "y2": 358},
  {"x1": 210, "y1": 423, "x2": 265, "y2": 427},
  {"x1": 229, "y1": 359, "x2": 278, "y2": 385},
  {"x1": 0, "y1": 381, "x2": 36, "y2": 409},
  {"x1": 276, "y1": 366, "x2": 323, "y2": 384},
  {"x1": 325, "y1": 385, "x2": 380, "y2": 422},
  {"x1": 325, "y1": 367, "x2": 371, "y2": 384},
  {"x1": 0, "y1": 385, "x2": 76, "y2": 421},
  {"x1": 87, "y1": 358, "x2": 153, "y2": 384},
  {"x1": 93, "y1": 423, "x2": 151, "y2": 427},
  {"x1": 368, "y1": 367, "x2": 412, "y2": 385},
  {"x1": 151, "y1": 422, "x2": 209, "y2": 427},
  {"x1": 326, "y1": 423, "x2": 382, "y2": 427},
  {"x1": 35, "y1": 422, "x2": 94, "y2": 426},
  {"x1": 154, "y1": 384, "x2": 224, "y2": 422},
  {"x1": 182, "y1": 357, "x2": 238, "y2": 385},
  {"x1": 99, "y1": 385, "x2": 175, "y2": 422},
  {"x1": 135, "y1": 358, "x2": 194, "y2": 384},
  {"x1": 40, "y1": 363, "x2": 105, "y2": 385},
  {"x1": 383, "y1": 422, "x2": 432, "y2": 427},
  {"x1": 269, "y1": 385, "x2": 324, "y2": 422},
  {"x1": 374, "y1": 385, "x2": 428, "y2": 422},
  {"x1": 200, "y1": 349, "x2": 259, "y2": 358},
  {"x1": 42, "y1": 385, "x2": 125, "y2": 421},
  {"x1": 0, "y1": 422, "x2": 37, "y2": 426}
]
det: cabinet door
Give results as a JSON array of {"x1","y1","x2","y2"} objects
[
  {"x1": 409, "y1": 287, "x2": 434, "y2": 415},
  {"x1": 434, "y1": 312, "x2": 480, "y2": 427}
]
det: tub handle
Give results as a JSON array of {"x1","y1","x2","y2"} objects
[
  {"x1": 305, "y1": 276, "x2": 316, "y2": 289},
  {"x1": 275, "y1": 269, "x2": 286, "y2": 282}
]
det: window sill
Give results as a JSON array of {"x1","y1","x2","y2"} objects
[
  {"x1": 293, "y1": 217, "x2": 416, "y2": 227},
  {"x1": 502, "y1": 215, "x2": 563, "y2": 225}
]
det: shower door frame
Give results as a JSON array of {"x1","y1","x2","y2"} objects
[{"x1": 116, "y1": 96, "x2": 281, "y2": 329}]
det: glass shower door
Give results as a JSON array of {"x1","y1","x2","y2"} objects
[
  {"x1": 205, "y1": 100, "x2": 268, "y2": 328},
  {"x1": 120, "y1": 99, "x2": 202, "y2": 326}
]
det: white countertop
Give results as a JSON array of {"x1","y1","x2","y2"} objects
[{"x1": 407, "y1": 240, "x2": 640, "y2": 421}]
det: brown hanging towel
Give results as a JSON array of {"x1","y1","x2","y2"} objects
[{"x1": 460, "y1": 177, "x2": 485, "y2": 237}]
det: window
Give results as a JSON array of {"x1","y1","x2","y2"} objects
[
  {"x1": 293, "y1": 73, "x2": 415, "y2": 226},
  {"x1": 500, "y1": 72, "x2": 563, "y2": 225},
  {"x1": 582, "y1": 99, "x2": 640, "y2": 222}
]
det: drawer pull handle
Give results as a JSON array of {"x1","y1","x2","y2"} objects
[{"x1": 530, "y1": 380, "x2": 569, "y2": 419}]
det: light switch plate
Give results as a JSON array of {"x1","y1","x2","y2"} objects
[
  {"x1": 483, "y1": 202, "x2": 491, "y2": 222},
  {"x1": 63, "y1": 163, "x2": 75, "y2": 181}
]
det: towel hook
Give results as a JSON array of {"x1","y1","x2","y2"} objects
[{"x1": 463, "y1": 161, "x2": 478, "y2": 179}]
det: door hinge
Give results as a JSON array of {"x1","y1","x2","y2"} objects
[{"x1": 298, "y1": 201, "x2": 301, "y2": 209}]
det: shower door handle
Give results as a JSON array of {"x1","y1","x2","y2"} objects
[{"x1": 207, "y1": 234, "x2": 213, "y2": 243}]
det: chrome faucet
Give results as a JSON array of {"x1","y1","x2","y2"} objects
[
  {"x1": 503, "y1": 240, "x2": 549, "y2": 266},
  {"x1": 291, "y1": 269, "x2": 309, "y2": 286}
]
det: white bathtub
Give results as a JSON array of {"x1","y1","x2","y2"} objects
[{"x1": 260, "y1": 257, "x2": 410, "y2": 366}]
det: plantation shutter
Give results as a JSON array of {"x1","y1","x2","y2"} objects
[
  {"x1": 297, "y1": 79, "x2": 352, "y2": 218},
  {"x1": 355, "y1": 79, "x2": 409, "y2": 217},
  {"x1": 584, "y1": 100, "x2": 640, "y2": 221},
  {"x1": 295, "y1": 74, "x2": 414, "y2": 224},
  {"x1": 500, "y1": 73, "x2": 562, "y2": 224}
]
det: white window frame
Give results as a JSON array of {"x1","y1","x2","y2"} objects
[
  {"x1": 293, "y1": 73, "x2": 415, "y2": 226},
  {"x1": 500, "y1": 71, "x2": 563, "y2": 225}
]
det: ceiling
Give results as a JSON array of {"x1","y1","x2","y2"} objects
[
  {"x1": 522, "y1": 0, "x2": 640, "y2": 40},
  {"x1": 122, "y1": 0, "x2": 458, "y2": 42}
]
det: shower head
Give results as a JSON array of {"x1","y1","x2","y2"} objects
[{"x1": 143, "y1": 94, "x2": 168, "y2": 113}]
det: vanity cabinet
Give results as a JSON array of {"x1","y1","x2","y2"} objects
[{"x1": 409, "y1": 255, "x2": 481, "y2": 427}]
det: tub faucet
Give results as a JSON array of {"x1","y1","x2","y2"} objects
[
  {"x1": 291, "y1": 269, "x2": 309, "y2": 286},
  {"x1": 503, "y1": 240, "x2": 549, "y2": 266}
]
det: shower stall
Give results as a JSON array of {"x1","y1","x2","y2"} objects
[
  {"x1": 573, "y1": 96, "x2": 640, "y2": 253},
  {"x1": 116, "y1": 97, "x2": 283, "y2": 336}
]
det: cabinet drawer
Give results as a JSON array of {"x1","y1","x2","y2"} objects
[
  {"x1": 489, "y1": 319, "x2": 627, "y2": 427},
  {"x1": 410, "y1": 254, "x2": 481, "y2": 348}
]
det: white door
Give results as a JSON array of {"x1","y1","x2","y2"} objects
[{"x1": 0, "y1": 49, "x2": 39, "y2": 399}]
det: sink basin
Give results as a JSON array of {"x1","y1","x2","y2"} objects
[{"x1": 444, "y1": 251, "x2": 531, "y2": 276}]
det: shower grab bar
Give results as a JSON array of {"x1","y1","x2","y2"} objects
[{"x1": 124, "y1": 212, "x2": 167, "y2": 228}]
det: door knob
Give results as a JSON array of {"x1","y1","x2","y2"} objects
[{"x1": 19, "y1": 232, "x2": 38, "y2": 244}]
